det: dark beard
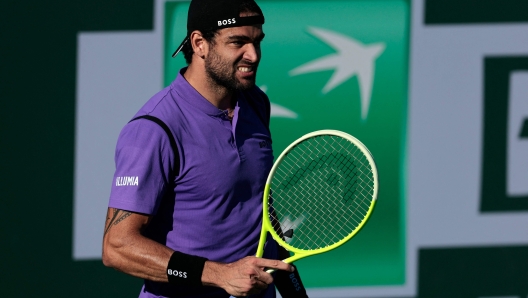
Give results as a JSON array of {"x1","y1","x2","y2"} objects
[{"x1": 205, "y1": 48, "x2": 256, "y2": 91}]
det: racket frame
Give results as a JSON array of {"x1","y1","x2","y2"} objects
[{"x1": 256, "y1": 130, "x2": 379, "y2": 264}]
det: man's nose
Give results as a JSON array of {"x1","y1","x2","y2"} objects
[{"x1": 243, "y1": 43, "x2": 260, "y2": 63}]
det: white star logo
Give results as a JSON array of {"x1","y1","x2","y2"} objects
[{"x1": 289, "y1": 27, "x2": 385, "y2": 120}]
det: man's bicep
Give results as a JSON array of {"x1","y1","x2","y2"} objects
[{"x1": 103, "y1": 207, "x2": 151, "y2": 238}]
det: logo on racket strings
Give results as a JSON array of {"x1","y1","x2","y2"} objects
[{"x1": 280, "y1": 214, "x2": 308, "y2": 243}]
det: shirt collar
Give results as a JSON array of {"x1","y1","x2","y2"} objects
[{"x1": 170, "y1": 67, "x2": 226, "y2": 117}]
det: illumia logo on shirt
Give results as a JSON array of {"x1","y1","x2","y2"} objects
[{"x1": 116, "y1": 176, "x2": 139, "y2": 186}]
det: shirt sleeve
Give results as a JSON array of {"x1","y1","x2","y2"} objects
[{"x1": 108, "y1": 118, "x2": 175, "y2": 215}]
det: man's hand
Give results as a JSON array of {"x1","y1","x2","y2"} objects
[{"x1": 202, "y1": 256, "x2": 294, "y2": 297}]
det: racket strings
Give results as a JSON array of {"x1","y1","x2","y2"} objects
[{"x1": 268, "y1": 135, "x2": 375, "y2": 251}]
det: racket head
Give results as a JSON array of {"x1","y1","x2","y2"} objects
[{"x1": 258, "y1": 130, "x2": 378, "y2": 263}]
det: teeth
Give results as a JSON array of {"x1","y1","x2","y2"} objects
[{"x1": 238, "y1": 67, "x2": 252, "y2": 72}]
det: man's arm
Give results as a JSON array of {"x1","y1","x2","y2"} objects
[
  {"x1": 102, "y1": 207, "x2": 294, "y2": 296},
  {"x1": 102, "y1": 207, "x2": 173, "y2": 281}
]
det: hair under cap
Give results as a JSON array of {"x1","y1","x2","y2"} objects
[{"x1": 172, "y1": 0, "x2": 265, "y2": 58}]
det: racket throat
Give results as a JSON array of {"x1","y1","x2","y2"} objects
[{"x1": 255, "y1": 228, "x2": 268, "y2": 258}]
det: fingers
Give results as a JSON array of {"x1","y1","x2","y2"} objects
[
  {"x1": 234, "y1": 257, "x2": 274, "y2": 285},
  {"x1": 252, "y1": 257, "x2": 294, "y2": 273},
  {"x1": 229, "y1": 272, "x2": 269, "y2": 296},
  {"x1": 203, "y1": 257, "x2": 294, "y2": 297},
  {"x1": 238, "y1": 257, "x2": 294, "y2": 290}
]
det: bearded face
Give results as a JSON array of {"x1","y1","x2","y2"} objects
[{"x1": 204, "y1": 43, "x2": 259, "y2": 91}]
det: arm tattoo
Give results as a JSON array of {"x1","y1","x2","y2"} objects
[{"x1": 104, "y1": 209, "x2": 132, "y2": 236}]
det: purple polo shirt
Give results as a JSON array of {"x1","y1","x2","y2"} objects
[{"x1": 109, "y1": 68, "x2": 278, "y2": 298}]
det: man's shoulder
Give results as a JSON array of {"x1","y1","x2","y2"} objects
[
  {"x1": 240, "y1": 85, "x2": 270, "y2": 112},
  {"x1": 133, "y1": 81, "x2": 188, "y2": 126},
  {"x1": 239, "y1": 86, "x2": 271, "y2": 130},
  {"x1": 243, "y1": 85, "x2": 269, "y2": 101},
  {"x1": 136, "y1": 85, "x2": 176, "y2": 117}
]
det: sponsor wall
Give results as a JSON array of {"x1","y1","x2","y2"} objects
[
  {"x1": 1, "y1": 0, "x2": 527, "y2": 297},
  {"x1": 409, "y1": 0, "x2": 528, "y2": 297}
]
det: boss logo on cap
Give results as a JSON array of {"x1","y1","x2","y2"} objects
[{"x1": 218, "y1": 18, "x2": 236, "y2": 26}]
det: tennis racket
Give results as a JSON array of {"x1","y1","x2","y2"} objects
[{"x1": 255, "y1": 130, "x2": 378, "y2": 269}]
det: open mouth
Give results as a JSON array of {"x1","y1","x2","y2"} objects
[{"x1": 237, "y1": 66, "x2": 254, "y2": 73}]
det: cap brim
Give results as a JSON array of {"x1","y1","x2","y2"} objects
[{"x1": 172, "y1": 37, "x2": 189, "y2": 58}]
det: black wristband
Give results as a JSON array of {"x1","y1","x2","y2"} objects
[
  {"x1": 166, "y1": 251, "x2": 208, "y2": 286},
  {"x1": 274, "y1": 265, "x2": 308, "y2": 298}
]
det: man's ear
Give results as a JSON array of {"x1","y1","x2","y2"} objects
[{"x1": 190, "y1": 30, "x2": 208, "y2": 59}]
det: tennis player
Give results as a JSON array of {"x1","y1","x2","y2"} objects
[{"x1": 102, "y1": 0, "x2": 308, "y2": 297}]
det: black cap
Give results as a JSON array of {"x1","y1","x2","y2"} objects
[{"x1": 172, "y1": 0, "x2": 265, "y2": 58}]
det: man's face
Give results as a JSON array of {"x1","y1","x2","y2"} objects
[{"x1": 204, "y1": 23, "x2": 265, "y2": 91}]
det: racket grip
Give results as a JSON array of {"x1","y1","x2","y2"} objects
[{"x1": 273, "y1": 264, "x2": 308, "y2": 298}]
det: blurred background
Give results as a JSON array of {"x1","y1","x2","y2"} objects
[{"x1": 1, "y1": 0, "x2": 527, "y2": 297}]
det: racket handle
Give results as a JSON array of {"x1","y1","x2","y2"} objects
[{"x1": 273, "y1": 264, "x2": 308, "y2": 297}]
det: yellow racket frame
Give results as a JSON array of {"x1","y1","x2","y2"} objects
[{"x1": 255, "y1": 130, "x2": 379, "y2": 264}]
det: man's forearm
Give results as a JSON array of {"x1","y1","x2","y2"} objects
[
  {"x1": 102, "y1": 208, "x2": 174, "y2": 282},
  {"x1": 103, "y1": 224, "x2": 174, "y2": 281}
]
